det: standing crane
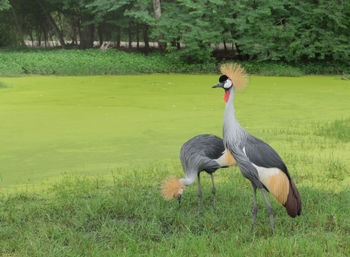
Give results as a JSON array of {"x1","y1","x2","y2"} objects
[
  {"x1": 161, "y1": 134, "x2": 236, "y2": 213},
  {"x1": 212, "y1": 63, "x2": 302, "y2": 234}
]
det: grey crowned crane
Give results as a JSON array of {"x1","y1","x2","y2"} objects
[
  {"x1": 212, "y1": 63, "x2": 302, "y2": 234},
  {"x1": 161, "y1": 134, "x2": 236, "y2": 213}
]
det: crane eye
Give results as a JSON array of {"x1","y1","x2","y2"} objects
[{"x1": 224, "y1": 80, "x2": 232, "y2": 89}]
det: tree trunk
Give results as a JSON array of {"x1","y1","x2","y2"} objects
[
  {"x1": 29, "y1": 32, "x2": 34, "y2": 46},
  {"x1": 152, "y1": 0, "x2": 166, "y2": 51},
  {"x1": 105, "y1": 27, "x2": 111, "y2": 42},
  {"x1": 37, "y1": 28, "x2": 42, "y2": 46},
  {"x1": 79, "y1": 24, "x2": 95, "y2": 49},
  {"x1": 223, "y1": 40, "x2": 227, "y2": 51},
  {"x1": 136, "y1": 23, "x2": 140, "y2": 49},
  {"x1": 143, "y1": 24, "x2": 149, "y2": 53},
  {"x1": 128, "y1": 21, "x2": 132, "y2": 48},
  {"x1": 71, "y1": 28, "x2": 77, "y2": 45},
  {"x1": 9, "y1": 0, "x2": 25, "y2": 46},
  {"x1": 43, "y1": 26, "x2": 48, "y2": 47},
  {"x1": 116, "y1": 26, "x2": 121, "y2": 48},
  {"x1": 152, "y1": 0, "x2": 161, "y2": 20},
  {"x1": 72, "y1": 21, "x2": 79, "y2": 45},
  {"x1": 98, "y1": 24, "x2": 103, "y2": 46},
  {"x1": 79, "y1": 16, "x2": 95, "y2": 49},
  {"x1": 36, "y1": 0, "x2": 66, "y2": 47},
  {"x1": 49, "y1": 33, "x2": 54, "y2": 46}
]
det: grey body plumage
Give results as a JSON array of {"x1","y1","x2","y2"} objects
[
  {"x1": 180, "y1": 134, "x2": 224, "y2": 174},
  {"x1": 179, "y1": 134, "x2": 229, "y2": 212}
]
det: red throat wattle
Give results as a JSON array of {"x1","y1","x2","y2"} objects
[{"x1": 224, "y1": 90, "x2": 230, "y2": 102}]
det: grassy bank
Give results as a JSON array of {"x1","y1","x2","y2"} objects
[
  {"x1": 0, "y1": 75, "x2": 349, "y2": 255},
  {"x1": 0, "y1": 48, "x2": 349, "y2": 76},
  {"x1": 0, "y1": 49, "x2": 216, "y2": 76},
  {"x1": 0, "y1": 173, "x2": 349, "y2": 256}
]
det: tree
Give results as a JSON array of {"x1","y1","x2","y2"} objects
[
  {"x1": 0, "y1": 1, "x2": 16, "y2": 46},
  {"x1": 8, "y1": 0, "x2": 25, "y2": 45},
  {"x1": 36, "y1": 0, "x2": 66, "y2": 47},
  {"x1": 2, "y1": 0, "x2": 350, "y2": 66},
  {"x1": 158, "y1": 0, "x2": 225, "y2": 63},
  {"x1": 124, "y1": 0, "x2": 154, "y2": 52},
  {"x1": 0, "y1": 0, "x2": 9, "y2": 10},
  {"x1": 88, "y1": 0, "x2": 130, "y2": 49},
  {"x1": 152, "y1": 0, "x2": 165, "y2": 50}
]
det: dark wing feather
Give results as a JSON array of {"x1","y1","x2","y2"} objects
[
  {"x1": 244, "y1": 135, "x2": 290, "y2": 179},
  {"x1": 226, "y1": 144, "x2": 264, "y2": 188},
  {"x1": 201, "y1": 135, "x2": 225, "y2": 160},
  {"x1": 181, "y1": 134, "x2": 225, "y2": 160}
]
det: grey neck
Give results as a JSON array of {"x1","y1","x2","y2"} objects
[
  {"x1": 180, "y1": 173, "x2": 196, "y2": 186},
  {"x1": 223, "y1": 87, "x2": 246, "y2": 146}
]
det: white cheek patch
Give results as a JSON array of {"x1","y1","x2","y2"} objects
[
  {"x1": 179, "y1": 188, "x2": 184, "y2": 195},
  {"x1": 224, "y1": 80, "x2": 232, "y2": 88}
]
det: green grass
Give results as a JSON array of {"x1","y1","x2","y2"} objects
[
  {"x1": 0, "y1": 75, "x2": 349, "y2": 256},
  {"x1": 316, "y1": 118, "x2": 350, "y2": 142}
]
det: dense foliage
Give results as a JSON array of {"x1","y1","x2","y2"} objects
[
  {"x1": 0, "y1": 49, "x2": 216, "y2": 75},
  {"x1": 1, "y1": 0, "x2": 350, "y2": 65},
  {"x1": 0, "y1": 0, "x2": 9, "y2": 11}
]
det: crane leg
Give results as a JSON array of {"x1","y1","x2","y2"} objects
[
  {"x1": 210, "y1": 173, "x2": 216, "y2": 209},
  {"x1": 260, "y1": 188, "x2": 274, "y2": 235},
  {"x1": 197, "y1": 173, "x2": 202, "y2": 214},
  {"x1": 250, "y1": 184, "x2": 258, "y2": 232}
]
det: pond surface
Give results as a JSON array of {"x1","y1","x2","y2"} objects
[{"x1": 0, "y1": 75, "x2": 349, "y2": 191}]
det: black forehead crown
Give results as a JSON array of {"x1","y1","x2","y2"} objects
[{"x1": 219, "y1": 75, "x2": 228, "y2": 83}]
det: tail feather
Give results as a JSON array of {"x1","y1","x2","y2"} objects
[{"x1": 284, "y1": 179, "x2": 302, "y2": 218}]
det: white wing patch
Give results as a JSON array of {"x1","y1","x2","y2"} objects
[
  {"x1": 252, "y1": 163, "x2": 280, "y2": 187},
  {"x1": 243, "y1": 147, "x2": 289, "y2": 204},
  {"x1": 215, "y1": 149, "x2": 237, "y2": 166},
  {"x1": 243, "y1": 146, "x2": 279, "y2": 188},
  {"x1": 252, "y1": 163, "x2": 289, "y2": 204},
  {"x1": 215, "y1": 150, "x2": 227, "y2": 166}
]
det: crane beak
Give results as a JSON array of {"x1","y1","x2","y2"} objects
[
  {"x1": 177, "y1": 194, "x2": 182, "y2": 204},
  {"x1": 212, "y1": 82, "x2": 224, "y2": 88}
]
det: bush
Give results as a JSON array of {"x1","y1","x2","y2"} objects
[
  {"x1": 0, "y1": 48, "x2": 218, "y2": 76},
  {"x1": 239, "y1": 62, "x2": 303, "y2": 76},
  {"x1": 0, "y1": 48, "x2": 349, "y2": 76}
]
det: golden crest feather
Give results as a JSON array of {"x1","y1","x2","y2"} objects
[
  {"x1": 220, "y1": 63, "x2": 248, "y2": 91},
  {"x1": 160, "y1": 176, "x2": 184, "y2": 201}
]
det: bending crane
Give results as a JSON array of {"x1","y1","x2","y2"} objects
[{"x1": 161, "y1": 134, "x2": 236, "y2": 213}]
